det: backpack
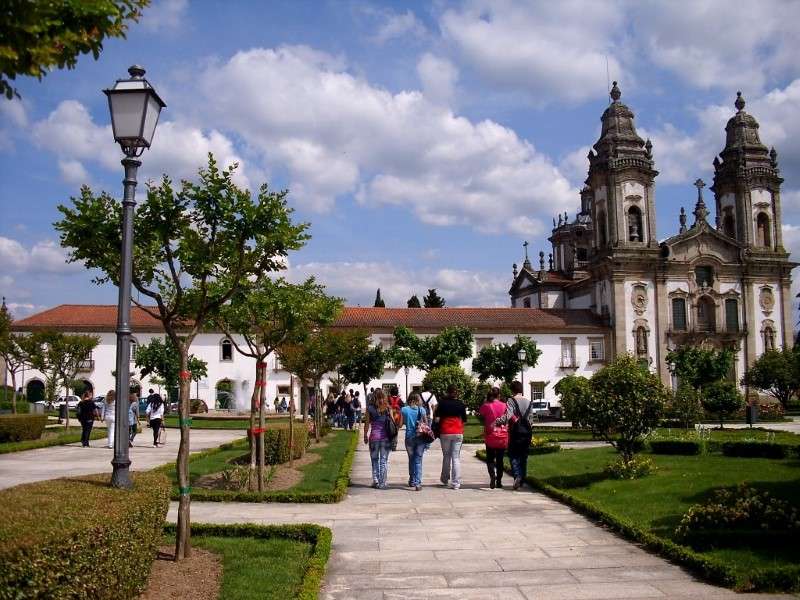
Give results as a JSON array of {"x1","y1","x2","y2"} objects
[{"x1": 509, "y1": 398, "x2": 534, "y2": 452}]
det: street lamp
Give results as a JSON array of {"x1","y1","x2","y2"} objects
[
  {"x1": 517, "y1": 348, "x2": 527, "y2": 398},
  {"x1": 104, "y1": 65, "x2": 165, "y2": 489}
]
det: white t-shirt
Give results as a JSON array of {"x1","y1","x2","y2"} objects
[{"x1": 420, "y1": 391, "x2": 437, "y2": 416}]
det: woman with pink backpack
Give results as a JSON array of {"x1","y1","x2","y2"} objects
[{"x1": 479, "y1": 387, "x2": 508, "y2": 488}]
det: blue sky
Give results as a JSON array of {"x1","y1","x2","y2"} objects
[{"x1": 2, "y1": 0, "x2": 800, "y2": 318}]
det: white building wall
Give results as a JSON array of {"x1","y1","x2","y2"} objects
[{"x1": 624, "y1": 278, "x2": 657, "y2": 367}]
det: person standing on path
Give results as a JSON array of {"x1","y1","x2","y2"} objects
[
  {"x1": 363, "y1": 389, "x2": 393, "y2": 489},
  {"x1": 146, "y1": 394, "x2": 165, "y2": 447},
  {"x1": 128, "y1": 392, "x2": 140, "y2": 447},
  {"x1": 434, "y1": 384, "x2": 467, "y2": 489},
  {"x1": 77, "y1": 390, "x2": 99, "y2": 447},
  {"x1": 388, "y1": 385, "x2": 404, "y2": 427},
  {"x1": 401, "y1": 392, "x2": 429, "y2": 491},
  {"x1": 420, "y1": 384, "x2": 437, "y2": 417},
  {"x1": 496, "y1": 380, "x2": 535, "y2": 490},
  {"x1": 101, "y1": 390, "x2": 115, "y2": 449},
  {"x1": 479, "y1": 387, "x2": 508, "y2": 488}
]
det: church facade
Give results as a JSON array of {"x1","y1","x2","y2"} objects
[{"x1": 510, "y1": 83, "x2": 796, "y2": 388}]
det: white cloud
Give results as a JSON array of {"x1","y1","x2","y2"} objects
[
  {"x1": 371, "y1": 9, "x2": 427, "y2": 44},
  {"x1": 58, "y1": 159, "x2": 92, "y2": 187},
  {"x1": 197, "y1": 45, "x2": 575, "y2": 232},
  {"x1": 0, "y1": 97, "x2": 27, "y2": 127},
  {"x1": 5, "y1": 303, "x2": 47, "y2": 319},
  {"x1": 558, "y1": 145, "x2": 591, "y2": 188},
  {"x1": 140, "y1": 0, "x2": 189, "y2": 32},
  {"x1": 417, "y1": 53, "x2": 459, "y2": 105},
  {"x1": 0, "y1": 237, "x2": 82, "y2": 275},
  {"x1": 288, "y1": 260, "x2": 508, "y2": 307}
]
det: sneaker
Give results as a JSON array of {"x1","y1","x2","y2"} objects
[
  {"x1": 440, "y1": 477, "x2": 449, "y2": 486},
  {"x1": 371, "y1": 481, "x2": 379, "y2": 489},
  {"x1": 415, "y1": 485, "x2": 422, "y2": 491},
  {"x1": 489, "y1": 476, "x2": 496, "y2": 489},
  {"x1": 496, "y1": 480, "x2": 504, "y2": 489},
  {"x1": 378, "y1": 483, "x2": 388, "y2": 490},
  {"x1": 407, "y1": 478, "x2": 413, "y2": 487},
  {"x1": 513, "y1": 477, "x2": 522, "y2": 490},
  {"x1": 448, "y1": 482, "x2": 460, "y2": 490}
]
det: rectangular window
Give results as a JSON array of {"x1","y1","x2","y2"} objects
[
  {"x1": 475, "y1": 337, "x2": 493, "y2": 355},
  {"x1": 589, "y1": 338, "x2": 605, "y2": 361},
  {"x1": 560, "y1": 338, "x2": 576, "y2": 368},
  {"x1": 725, "y1": 299, "x2": 739, "y2": 332},
  {"x1": 274, "y1": 355, "x2": 282, "y2": 370},
  {"x1": 277, "y1": 385, "x2": 290, "y2": 395},
  {"x1": 531, "y1": 382, "x2": 545, "y2": 401},
  {"x1": 672, "y1": 298, "x2": 687, "y2": 331}
]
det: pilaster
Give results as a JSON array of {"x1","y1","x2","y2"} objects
[
  {"x1": 654, "y1": 275, "x2": 670, "y2": 385},
  {"x1": 780, "y1": 280, "x2": 793, "y2": 349},
  {"x1": 612, "y1": 277, "x2": 627, "y2": 356},
  {"x1": 742, "y1": 276, "x2": 757, "y2": 375}
]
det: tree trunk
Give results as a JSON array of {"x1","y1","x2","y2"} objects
[
  {"x1": 257, "y1": 362, "x2": 266, "y2": 492},
  {"x1": 10, "y1": 370, "x2": 17, "y2": 414},
  {"x1": 288, "y1": 375, "x2": 294, "y2": 469},
  {"x1": 174, "y1": 348, "x2": 192, "y2": 560},
  {"x1": 248, "y1": 363, "x2": 259, "y2": 491},
  {"x1": 314, "y1": 378, "x2": 321, "y2": 443},
  {"x1": 300, "y1": 382, "x2": 309, "y2": 422},
  {"x1": 64, "y1": 382, "x2": 70, "y2": 429}
]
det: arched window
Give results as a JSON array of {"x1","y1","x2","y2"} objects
[
  {"x1": 628, "y1": 206, "x2": 643, "y2": 242},
  {"x1": 671, "y1": 298, "x2": 687, "y2": 331},
  {"x1": 129, "y1": 338, "x2": 138, "y2": 363},
  {"x1": 763, "y1": 326, "x2": 776, "y2": 351},
  {"x1": 597, "y1": 210, "x2": 607, "y2": 247},
  {"x1": 723, "y1": 212, "x2": 736, "y2": 238},
  {"x1": 220, "y1": 338, "x2": 234, "y2": 362},
  {"x1": 696, "y1": 296, "x2": 716, "y2": 332},
  {"x1": 756, "y1": 213, "x2": 771, "y2": 247}
]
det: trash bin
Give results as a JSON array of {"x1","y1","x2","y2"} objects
[
  {"x1": 746, "y1": 404, "x2": 758, "y2": 427},
  {"x1": 59, "y1": 403, "x2": 68, "y2": 422}
]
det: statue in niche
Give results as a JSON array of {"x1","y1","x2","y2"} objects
[{"x1": 635, "y1": 326, "x2": 648, "y2": 357}]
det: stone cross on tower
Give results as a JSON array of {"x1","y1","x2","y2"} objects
[
  {"x1": 693, "y1": 178, "x2": 709, "y2": 224},
  {"x1": 522, "y1": 241, "x2": 532, "y2": 269}
]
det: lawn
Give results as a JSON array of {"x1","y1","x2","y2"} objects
[
  {"x1": 463, "y1": 416, "x2": 596, "y2": 442},
  {"x1": 162, "y1": 416, "x2": 290, "y2": 429},
  {"x1": 0, "y1": 426, "x2": 104, "y2": 454},
  {"x1": 526, "y1": 446, "x2": 800, "y2": 589}
]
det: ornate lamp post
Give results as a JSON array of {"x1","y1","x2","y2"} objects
[
  {"x1": 104, "y1": 65, "x2": 165, "y2": 488},
  {"x1": 517, "y1": 348, "x2": 527, "y2": 398}
]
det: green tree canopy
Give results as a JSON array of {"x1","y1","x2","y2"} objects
[
  {"x1": 391, "y1": 325, "x2": 473, "y2": 371},
  {"x1": 702, "y1": 380, "x2": 744, "y2": 428},
  {"x1": 134, "y1": 337, "x2": 207, "y2": 399},
  {"x1": 340, "y1": 344, "x2": 385, "y2": 397},
  {"x1": 422, "y1": 365, "x2": 475, "y2": 406},
  {"x1": 407, "y1": 294, "x2": 421, "y2": 308},
  {"x1": 666, "y1": 346, "x2": 734, "y2": 390},
  {"x1": 423, "y1": 288, "x2": 446, "y2": 308},
  {"x1": 472, "y1": 336, "x2": 542, "y2": 384},
  {"x1": 0, "y1": 303, "x2": 27, "y2": 412},
  {"x1": 1, "y1": 0, "x2": 149, "y2": 99},
  {"x1": 742, "y1": 348, "x2": 799, "y2": 409}
]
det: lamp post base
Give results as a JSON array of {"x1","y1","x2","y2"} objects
[{"x1": 111, "y1": 458, "x2": 133, "y2": 489}]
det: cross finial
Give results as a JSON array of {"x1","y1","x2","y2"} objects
[
  {"x1": 693, "y1": 179, "x2": 709, "y2": 224},
  {"x1": 523, "y1": 241, "x2": 529, "y2": 260},
  {"x1": 694, "y1": 178, "x2": 705, "y2": 194}
]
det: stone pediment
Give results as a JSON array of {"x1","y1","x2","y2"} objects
[{"x1": 661, "y1": 222, "x2": 742, "y2": 265}]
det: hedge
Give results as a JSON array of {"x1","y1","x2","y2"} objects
[
  {"x1": 721, "y1": 441, "x2": 789, "y2": 459},
  {"x1": 183, "y1": 430, "x2": 359, "y2": 503},
  {"x1": 163, "y1": 523, "x2": 332, "y2": 600},
  {"x1": 0, "y1": 471, "x2": 170, "y2": 600},
  {"x1": 246, "y1": 425, "x2": 308, "y2": 464},
  {"x1": 649, "y1": 439, "x2": 703, "y2": 455},
  {"x1": 0, "y1": 414, "x2": 47, "y2": 442},
  {"x1": 475, "y1": 449, "x2": 800, "y2": 592}
]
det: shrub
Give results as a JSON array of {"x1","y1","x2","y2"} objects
[
  {"x1": 649, "y1": 439, "x2": 703, "y2": 455},
  {"x1": 675, "y1": 484, "x2": 800, "y2": 542},
  {"x1": 666, "y1": 383, "x2": 704, "y2": 429},
  {"x1": 604, "y1": 455, "x2": 655, "y2": 479},
  {"x1": 732, "y1": 402, "x2": 785, "y2": 421},
  {"x1": 247, "y1": 425, "x2": 308, "y2": 464},
  {"x1": 190, "y1": 398, "x2": 209, "y2": 413},
  {"x1": 721, "y1": 441, "x2": 788, "y2": 459},
  {"x1": 0, "y1": 471, "x2": 170, "y2": 600},
  {"x1": 530, "y1": 437, "x2": 560, "y2": 455},
  {"x1": 0, "y1": 414, "x2": 47, "y2": 442},
  {"x1": 701, "y1": 380, "x2": 744, "y2": 428},
  {"x1": 422, "y1": 365, "x2": 476, "y2": 406}
]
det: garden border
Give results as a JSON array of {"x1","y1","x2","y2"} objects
[
  {"x1": 476, "y1": 449, "x2": 800, "y2": 592},
  {"x1": 0, "y1": 428, "x2": 104, "y2": 454},
  {"x1": 162, "y1": 522, "x2": 332, "y2": 600}
]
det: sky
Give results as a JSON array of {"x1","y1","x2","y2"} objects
[{"x1": 2, "y1": 0, "x2": 800, "y2": 319}]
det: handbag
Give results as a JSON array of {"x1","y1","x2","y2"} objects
[
  {"x1": 416, "y1": 407, "x2": 435, "y2": 443},
  {"x1": 385, "y1": 413, "x2": 398, "y2": 439}
]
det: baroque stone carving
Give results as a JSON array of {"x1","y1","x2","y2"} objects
[
  {"x1": 631, "y1": 284, "x2": 648, "y2": 316},
  {"x1": 759, "y1": 286, "x2": 775, "y2": 315}
]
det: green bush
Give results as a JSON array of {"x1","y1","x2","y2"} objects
[
  {"x1": 604, "y1": 455, "x2": 655, "y2": 479},
  {"x1": 530, "y1": 437, "x2": 560, "y2": 454},
  {"x1": 247, "y1": 425, "x2": 308, "y2": 464},
  {"x1": 666, "y1": 383, "x2": 704, "y2": 429},
  {"x1": 649, "y1": 439, "x2": 703, "y2": 455},
  {"x1": 701, "y1": 380, "x2": 744, "y2": 428},
  {"x1": 422, "y1": 365, "x2": 476, "y2": 406},
  {"x1": 721, "y1": 441, "x2": 788, "y2": 459},
  {"x1": 731, "y1": 402, "x2": 785, "y2": 421},
  {"x1": 0, "y1": 414, "x2": 47, "y2": 442},
  {"x1": 0, "y1": 471, "x2": 170, "y2": 600},
  {"x1": 190, "y1": 398, "x2": 209, "y2": 413}
]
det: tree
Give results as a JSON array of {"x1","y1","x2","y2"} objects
[
  {"x1": 422, "y1": 365, "x2": 475, "y2": 404},
  {"x1": 373, "y1": 289, "x2": 385, "y2": 308},
  {"x1": 384, "y1": 344, "x2": 419, "y2": 399},
  {"x1": 134, "y1": 337, "x2": 208, "y2": 401},
  {"x1": 742, "y1": 348, "x2": 799, "y2": 409},
  {"x1": 55, "y1": 156, "x2": 308, "y2": 560},
  {"x1": 215, "y1": 277, "x2": 340, "y2": 491},
  {"x1": 423, "y1": 288, "x2": 445, "y2": 308},
  {"x1": 0, "y1": 303, "x2": 27, "y2": 413},
  {"x1": 702, "y1": 380, "x2": 744, "y2": 428},
  {"x1": 666, "y1": 383, "x2": 704, "y2": 429},
  {"x1": 407, "y1": 295, "x2": 421, "y2": 308},
  {"x1": 340, "y1": 345, "x2": 385, "y2": 398},
  {"x1": 1, "y1": 0, "x2": 149, "y2": 99},
  {"x1": 279, "y1": 329, "x2": 370, "y2": 441},
  {"x1": 472, "y1": 336, "x2": 542, "y2": 384},
  {"x1": 18, "y1": 331, "x2": 99, "y2": 428},
  {"x1": 391, "y1": 325, "x2": 473, "y2": 371},
  {"x1": 666, "y1": 346, "x2": 733, "y2": 391},
  {"x1": 561, "y1": 354, "x2": 667, "y2": 462}
]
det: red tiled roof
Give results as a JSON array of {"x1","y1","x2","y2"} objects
[{"x1": 12, "y1": 304, "x2": 608, "y2": 334}]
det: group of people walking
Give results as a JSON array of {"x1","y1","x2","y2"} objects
[
  {"x1": 324, "y1": 389, "x2": 362, "y2": 430},
  {"x1": 75, "y1": 387, "x2": 166, "y2": 448},
  {"x1": 362, "y1": 380, "x2": 534, "y2": 491}
]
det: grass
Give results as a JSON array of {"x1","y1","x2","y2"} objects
[
  {"x1": 162, "y1": 429, "x2": 357, "y2": 501},
  {"x1": 519, "y1": 446, "x2": 800, "y2": 589},
  {"x1": 162, "y1": 415, "x2": 291, "y2": 429},
  {"x1": 163, "y1": 524, "x2": 331, "y2": 600},
  {"x1": 0, "y1": 426, "x2": 104, "y2": 454}
]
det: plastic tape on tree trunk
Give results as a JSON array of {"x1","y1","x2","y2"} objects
[
  {"x1": 179, "y1": 418, "x2": 193, "y2": 427},
  {"x1": 178, "y1": 486, "x2": 192, "y2": 495}
]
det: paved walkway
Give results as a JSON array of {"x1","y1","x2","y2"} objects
[
  {"x1": 179, "y1": 440, "x2": 790, "y2": 600},
  {"x1": 0, "y1": 429, "x2": 244, "y2": 490}
]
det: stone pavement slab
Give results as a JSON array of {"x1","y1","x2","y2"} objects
[
  {"x1": 0, "y1": 429, "x2": 244, "y2": 489},
  {"x1": 179, "y1": 439, "x2": 793, "y2": 599}
]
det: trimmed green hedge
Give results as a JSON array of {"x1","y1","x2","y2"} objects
[
  {"x1": 163, "y1": 522, "x2": 332, "y2": 600},
  {"x1": 0, "y1": 427, "x2": 104, "y2": 454},
  {"x1": 182, "y1": 431, "x2": 358, "y2": 503},
  {"x1": 721, "y1": 441, "x2": 789, "y2": 459},
  {"x1": 247, "y1": 425, "x2": 309, "y2": 464},
  {"x1": 0, "y1": 471, "x2": 170, "y2": 600},
  {"x1": 0, "y1": 414, "x2": 47, "y2": 442},
  {"x1": 649, "y1": 439, "x2": 702, "y2": 455}
]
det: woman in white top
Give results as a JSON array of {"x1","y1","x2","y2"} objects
[
  {"x1": 145, "y1": 395, "x2": 165, "y2": 447},
  {"x1": 103, "y1": 390, "x2": 116, "y2": 449}
]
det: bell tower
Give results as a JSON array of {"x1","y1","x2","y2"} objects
[
  {"x1": 586, "y1": 82, "x2": 658, "y2": 250},
  {"x1": 712, "y1": 92, "x2": 784, "y2": 251}
]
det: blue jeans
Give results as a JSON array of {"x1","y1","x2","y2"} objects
[
  {"x1": 509, "y1": 449, "x2": 528, "y2": 481},
  {"x1": 369, "y1": 439, "x2": 391, "y2": 487},
  {"x1": 405, "y1": 436, "x2": 426, "y2": 486}
]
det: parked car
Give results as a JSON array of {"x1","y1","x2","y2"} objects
[
  {"x1": 55, "y1": 395, "x2": 80, "y2": 409},
  {"x1": 94, "y1": 396, "x2": 107, "y2": 414},
  {"x1": 532, "y1": 400, "x2": 562, "y2": 420}
]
